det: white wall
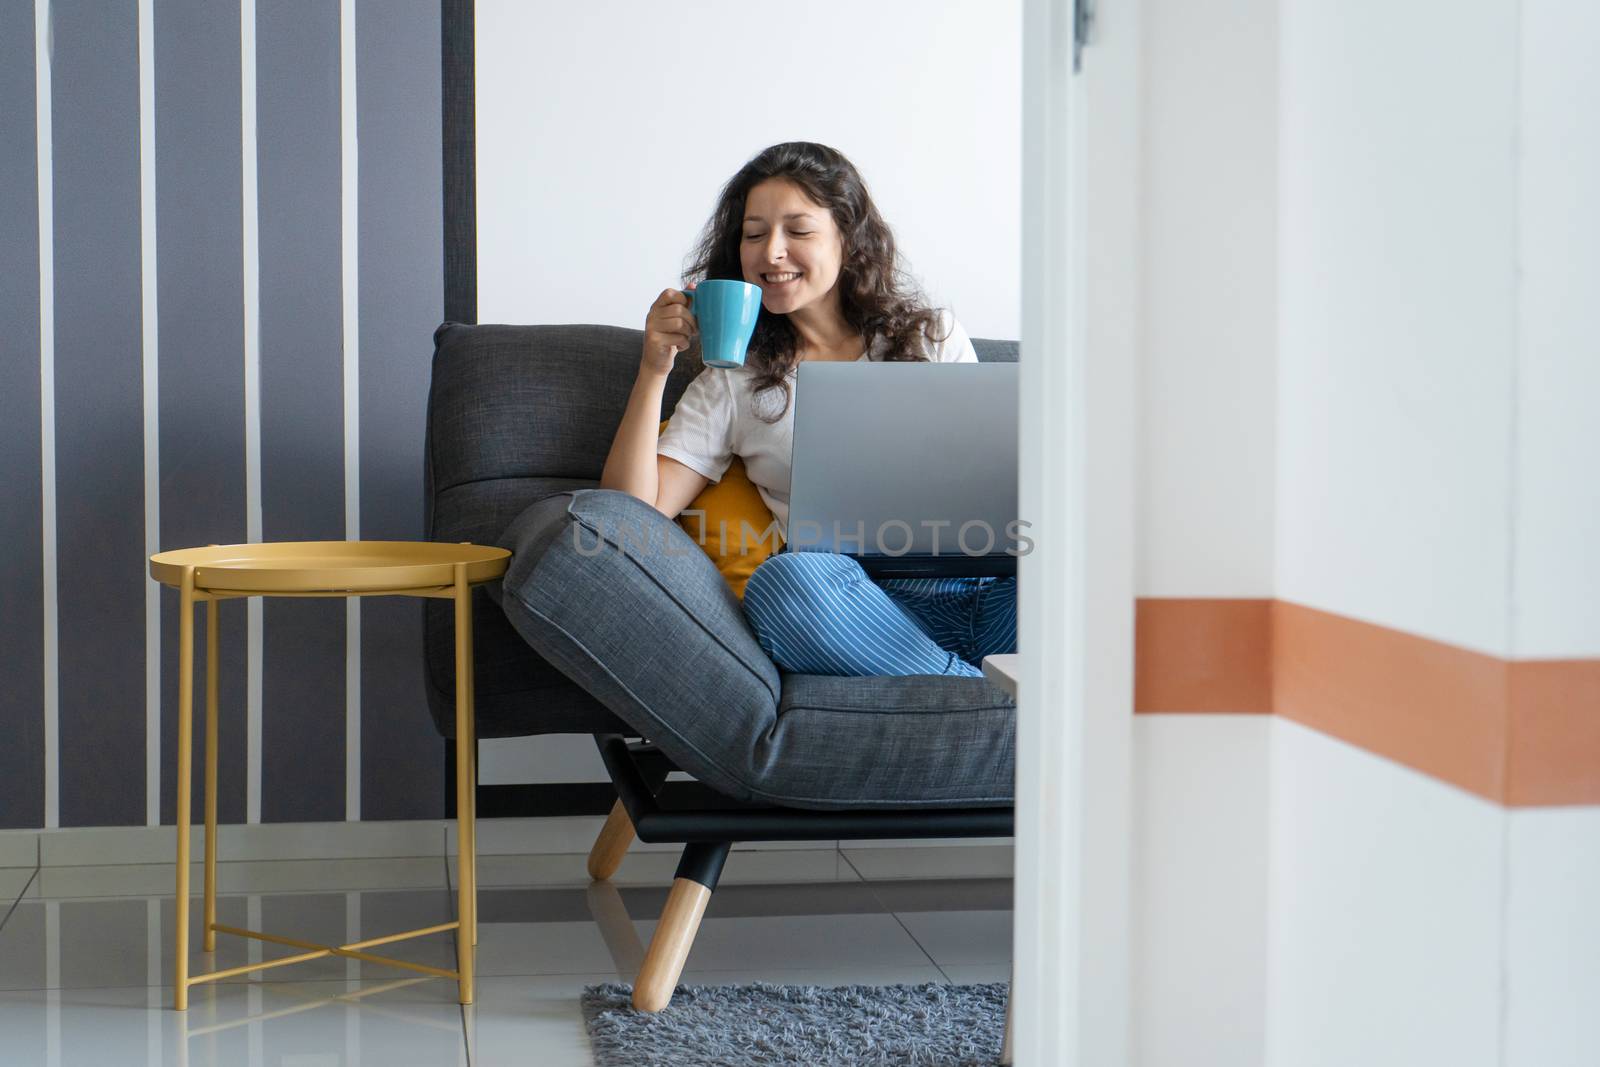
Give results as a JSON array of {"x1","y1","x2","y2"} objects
[
  {"x1": 1126, "y1": 6, "x2": 1276, "y2": 1063},
  {"x1": 1134, "y1": 716, "x2": 1269, "y2": 1067},
  {"x1": 1505, "y1": 809, "x2": 1600, "y2": 1067},
  {"x1": 1503, "y1": 9, "x2": 1600, "y2": 1064},
  {"x1": 1275, "y1": 0, "x2": 1520, "y2": 658},
  {"x1": 1512, "y1": 0, "x2": 1600, "y2": 659},
  {"x1": 1265, "y1": 720, "x2": 1507, "y2": 1067},
  {"x1": 1137, "y1": 0, "x2": 1599, "y2": 1058},
  {"x1": 474, "y1": 0, "x2": 1021, "y2": 340},
  {"x1": 1127, "y1": 4, "x2": 1277, "y2": 1061},
  {"x1": 1138, "y1": 0, "x2": 1278, "y2": 597},
  {"x1": 1270, "y1": 3, "x2": 1599, "y2": 1065}
]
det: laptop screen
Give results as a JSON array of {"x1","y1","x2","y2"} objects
[{"x1": 787, "y1": 362, "x2": 1021, "y2": 578}]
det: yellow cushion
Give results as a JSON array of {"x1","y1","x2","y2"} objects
[{"x1": 659, "y1": 420, "x2": 781, "y2": 599}]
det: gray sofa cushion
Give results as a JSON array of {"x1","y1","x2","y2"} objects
[
  {"x1": 425, "y1": 475, "x2": 628, "y2": 738},
  {"x1": 496, "y1": 488, "x2": 1015, "y2": 809}
]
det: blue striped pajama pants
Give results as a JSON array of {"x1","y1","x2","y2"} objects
[{"x1": 741, "y1": 551, "x2": 1018, "y2": 678}]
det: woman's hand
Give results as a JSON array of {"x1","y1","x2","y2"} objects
[{"x1": 640, "y1": 283, "x2": 698, "y2": 377}]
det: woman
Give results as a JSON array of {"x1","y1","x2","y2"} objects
[{"x1": 599, "y1": 141, "x2": 1016, "y2": 678}]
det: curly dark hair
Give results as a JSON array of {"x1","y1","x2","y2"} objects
[{"x1": 683, "y1": 141, "x2": 950, "y2": 422}]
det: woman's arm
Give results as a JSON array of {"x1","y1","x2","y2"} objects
[
  {"x1": 598, "y1": 369, "x2": 711, "y2": 516},
  {"x1": 600, "y1": 286, "x2": 711, "y2": 514},
  {"x1": 599, "y1": 365, "x2": 672, "y2": 503},
  {"x1": 655, "y1": 456, "x2": 711, "y2": 519}
]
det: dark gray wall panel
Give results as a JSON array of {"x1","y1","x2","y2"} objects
[
  {"x1": 156, "y1": 0, "x2": 248, "y2": 826},
  {"x1": 357, "y1": 0, "x2": 445, "y2": 819},
  {"x1": 0, "y1": 0, "x2": 44, "y2": 829},
  {"x1": 256, "y1": 0, "x2": 346, "y2": 823},
  {"x1": 3, "y1": 1, "x2": 457, "y2": 830},
  {"x1": 442, "y1": 0, "x2": 475, "y2": 324},
  {"x1": 51, "y1": 0, "x2": 147, "y2": 827}
]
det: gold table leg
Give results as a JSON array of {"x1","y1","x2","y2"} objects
[
  {"x1": 452, "y1": 563, "x2": 476, "y2": 1004},
  {"x1": 203, "y1": 596, "x2": 219, "y2": 952},
  {"x1": 174, "y1": 567, "x2": 195, "y2": 1012},
  {"x1": 467, "y1": 647, "x2": 478, "y2": 948}
]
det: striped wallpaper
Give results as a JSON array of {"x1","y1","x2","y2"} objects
[{"x1": 0, "y1": 0, "x2": 448, "y2": 830}]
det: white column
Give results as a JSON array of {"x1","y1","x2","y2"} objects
[{"x1": 1015, "y1": 0, "x2": 1139, "y2": 1062}]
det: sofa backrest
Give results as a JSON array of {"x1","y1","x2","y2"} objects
[
  {"x1": 427, "y1": 323, "x2": 698, "y2": 526},
  {"x1": 425, "y1": 322, "x2": 1017, "y2": 544},
  {"x1": 972, "y1": 338, "x2": 1018, "y2": 363}
]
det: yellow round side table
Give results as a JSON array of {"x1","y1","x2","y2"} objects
[{"x1": 148, "y1": 541, "x2": 510, "y2": 1011}]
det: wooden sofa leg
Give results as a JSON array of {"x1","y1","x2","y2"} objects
[
  {"x1": 632, "y1": 878, "x2": 711, "y2": 1012},
  {"x1": 632, "y1": 842, "x2": 731, "y2": 1012},
  {"x1": 588, "y1": 800, "x2": 636, "y2": 882}
]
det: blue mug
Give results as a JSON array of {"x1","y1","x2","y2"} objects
[{"x1": 686, "y1": 280, "x2": 763, "y2": 369}]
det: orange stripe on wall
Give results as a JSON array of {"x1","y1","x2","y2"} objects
[
  {"x1": 1135, "y1": 599, "x2": 1272, "y2": 713},
  {"x1": 1132, "y1": 597, "x2": 1600, "y2": 807},
  {"x1": 1508, "y1": 661, "x2": 1600, "y2": 807},
  {"x1": 1269, "y1": 601, "x2": 1510, "y2": 803}
]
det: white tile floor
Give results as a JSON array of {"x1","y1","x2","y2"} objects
[{"x1": 0, "y1": 840, "x2": 1012, "y2": 1066}]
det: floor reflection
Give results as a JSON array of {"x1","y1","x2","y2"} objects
[{"x1": 0, "y1": 845, "x2": 1012, "y2": 1066}]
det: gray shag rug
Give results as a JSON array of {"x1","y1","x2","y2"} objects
[{"x1": 581, "y1": 982, "x2": 1008, "y2": 1066}]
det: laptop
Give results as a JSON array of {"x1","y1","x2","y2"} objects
[{"x1": 786, "y1": 361, "x2": 1021, "y2": 579}]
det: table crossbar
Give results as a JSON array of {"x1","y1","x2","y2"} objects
[{"x1": 186, "y1": 922, "x2": 464, "y2": 987}]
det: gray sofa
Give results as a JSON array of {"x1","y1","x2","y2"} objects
[{"x1": 423, "y1": 321, "x2": 1017, "y2": 1008}]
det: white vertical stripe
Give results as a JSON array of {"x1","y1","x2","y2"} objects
[
  {"x1": 341, "y1": 0, "x2": 362, "y2": 822},
  {"x1": 146, "y1": 895, "x2": 161, "y2": 984},
  {"x1": 346, "y1": 890, "x2": 361, "y2": 1064},
  {"x1": 345, "y1": 890, "x2": 360, "y2": 980},
  {"x1": 45, "y1": 902, "x2": 60, "y2": 1067},
  {"x1": 138, "y1": 0, "x2": 161, "y2": 828},
  {"x1": 146, "y1": 898, "x2": 162, "y2": 1060},
  {"x1": 247, "y1": 894, "x2": 263, "y2": 1067},
  {"x1": 241, "y1": 0, "x2": 263, "y2": 825},
  {"x1": 248, "y1": 895, "x2": 262, "y2": 968},
  {"x1": 36, "y1": 0, "x2": 59, "y2": 832}
]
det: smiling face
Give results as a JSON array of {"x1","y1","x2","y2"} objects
[{"x1": 739, "y1": 178, "x2": 846, "y2": 317}]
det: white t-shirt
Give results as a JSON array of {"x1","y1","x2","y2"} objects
[{"x1": 657, "y1": 311, "x2": 978, "y2": 537}]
